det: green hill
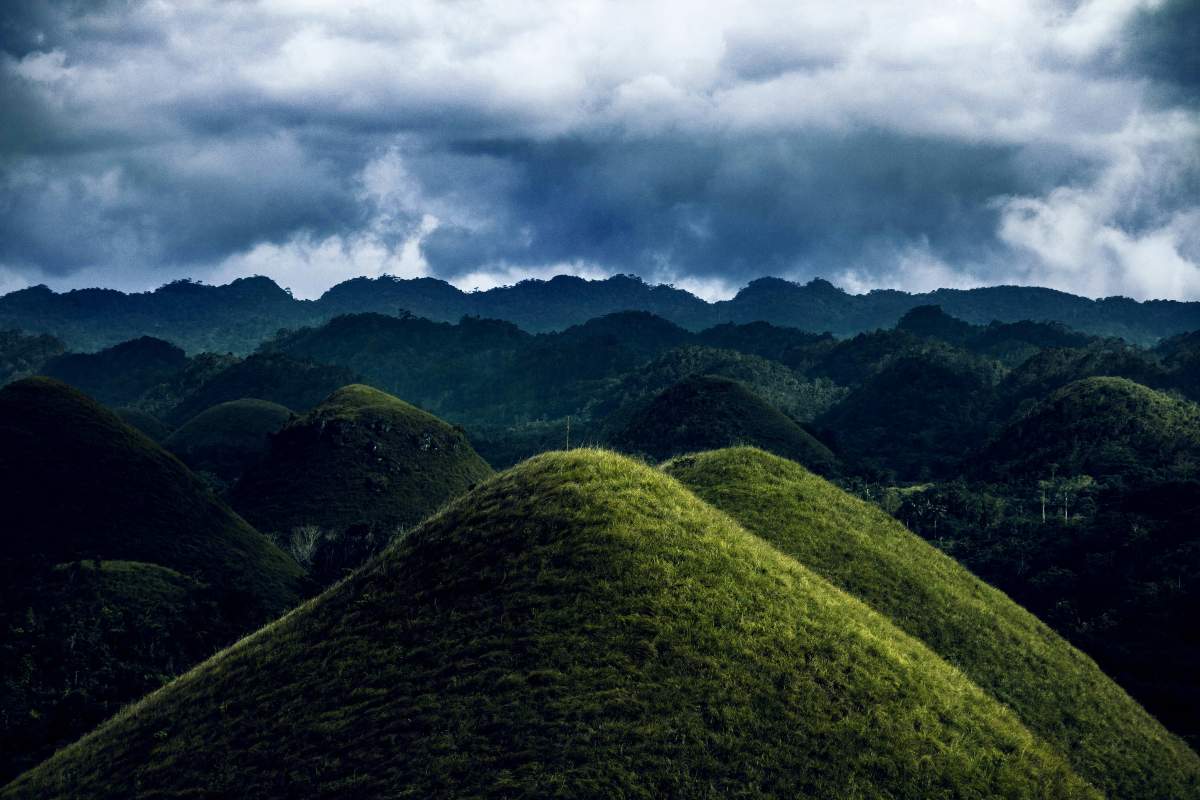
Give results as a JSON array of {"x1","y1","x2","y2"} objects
[
  {"x1": 815, "y1": 349, "x2": 1000, "y2": 479},
  {"x1": 0, "y1": 378, "x2": 305, "y2": 782},
  {"x1": 166, "y1": 353, "x2": 358, "y2": 425},
  {"x1": 5, "y1": 450, "x2": 1097, "y2": 799},
  {"x1": 610, "y1": 375, "x2": 838, "y2": 474},
  {"x1": 230, "y1": 385, "x2": 493, "y2": 582},
  {"x1": 112, "y1": 407, "x2": 172, "y2": 442},
  {"x1": 164, "y1": 399, "x2": 292, "y2": 484},
  {"x1": 977, "y1": 376, "x2": 1200, "y2": 483},
  {"x1": 41, "y1": 336, "x2": 189, "y2": 407},
  {"x1": 0, "y1": 378, "x2": 303, "y2": 609},
  {"x1": 663, "y1": 447, "x2": 1200, "y2": 799},
  {"x1": 1, "y1": 561, "x2": 216, "y2": 781}
]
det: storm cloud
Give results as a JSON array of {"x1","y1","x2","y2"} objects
[{"x1": 1, "y1": 0, "x2": 1197, "y2": 299}]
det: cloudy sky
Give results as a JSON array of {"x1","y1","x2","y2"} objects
[{"x1": 1, "y1": 0, "x2": 1197, "y2": 300}]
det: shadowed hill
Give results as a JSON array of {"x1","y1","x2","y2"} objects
[
  {"x1": 230, "y1": 385, "x2": 492, "y2": 581},
  {"x1": 166, "y1": 352, "x2": 358, "y2": 425},
  {"x1": 165, "y1": 399, "x2": 293, "y2": 484},
  {"x1": 0, "y1": 378, "x2": 303, "y2": 610},
  {"x1": 0, "y1": 378, "x2": 305, "y2": 783},
  {"x1": 113, "y1": 407, "x2": 172, "y2": 442},
  {"x1": 663, "y1": 447, "x2": 1200, "y2": 799},
  {"x1": 1, "y1": 561, "x2": 216, "y2": 781},
  {"x1": 4, "y1": 450, "x2": 1098, "y2": 799},
  {"x1": 977, "y1": 376, "x2": 1200, "y2": 483},
  {"x1": 41, "y1": 336, "x2": 188, "y2": 407},
  {"x1": 816, "y1": 348, "x2": 1001, "y2": 479},
  {"x1": 611, "y1": 375, "x2": 839, "y2": 474}
]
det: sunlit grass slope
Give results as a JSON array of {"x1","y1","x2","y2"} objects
[
  {"x1": 612, "y1": 374, "x2": 838, "y2": 474},
  {"x1": 164, "y1": 398, "x2": 292, "y2": 483},
  {"x1": 0, "y1": 377, "x2": 303, "y2": 614},
  {"x1": 5, "y1": 450, "x2": 1096, "y2": 799},
  {"x1": 230, "y1": 384, "x2": 492, "y2": 539},
  {"x1": 663, "y1": 446, "x2": 1200, "y2": 799}
]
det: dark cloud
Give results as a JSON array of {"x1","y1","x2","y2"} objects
[{"x1": 0, "y1": 1, "x2": 1196, "y2": 298}]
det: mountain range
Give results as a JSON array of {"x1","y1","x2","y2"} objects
[{"x1": 5, "y1": 273, "x2": 1199, "y2": 354}]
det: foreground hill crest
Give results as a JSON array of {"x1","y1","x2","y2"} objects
[{"x1": 6, "y1": 450, "x2": 1098, "y2": 799}]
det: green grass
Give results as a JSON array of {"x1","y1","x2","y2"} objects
[
  {"x1": 5, "y1": 450, "x2": 1097, "y2": 798},
  {"x1": 164, "y1": 398, "x2": 292, "y2": 482},
  {"x1": 663, "y1": 447, "x2": 1200, "y2": 799},
  {"x1": 611, "y1": 374, "x2": 838, "y2": 475},
  {"x1": 0, "y1": 377, "x2": 304, "y2": 614},
  {"x1": 230, "y1": 384, "x2": 493, "y2": 540}
]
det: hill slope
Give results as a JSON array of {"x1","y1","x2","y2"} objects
[
  {"x1": 663, "y1": 447, "x2": 1200, "y2": 799},
  {"x1": 4, "y1": 450, "x2": 1096, "y2": 799},
  {"x1": 0, "y1": 378, "x2": 303, "y2": 610},
  {"x1": 230, "y1": 385, "x2": 492, "y2": 580},
  {"x1": 164, "y1": 399, "x2": 292, "y2": 484},
  {"x1": 978, "y1": 376, "x2": 1200, "y2": 483},
  {"x1": 611, "y1": 375, "x2": 838, "y2": 474},
  {"x1": 0, "y1": 378, "x2": 304, "y2": 781}
]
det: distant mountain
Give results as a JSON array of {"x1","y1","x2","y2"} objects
[
  {"x1": 665, "y1": 447, "x2": 1200, "y2": 800},
  {"x1": 4, "y1": 273, "x2": 1197, "y2": 354},
  {"x1": 5, "y1": 451, "x2": 1101, "y2": 799}
]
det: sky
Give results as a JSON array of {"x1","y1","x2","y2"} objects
[{"x1": 1, "y1": 0, "x2": 1197, "y2": 301}]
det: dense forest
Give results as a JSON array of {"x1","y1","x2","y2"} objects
[{"x1": 3, "y1": 285, "x2": 1200, "y2": 795}]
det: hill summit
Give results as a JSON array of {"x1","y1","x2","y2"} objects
[
  {"x1": 977, "y1": 376, "x2": 1200, "y2": 483},
  {"x1": 230, "y1": 384, "x2": 492, "y2": 580},
  {"x1": 611, "y1": 374, "x2": 838, "y2": 473},
  {"x1": 5, "y1": 450, "x2": 1096, "y2": 799}
]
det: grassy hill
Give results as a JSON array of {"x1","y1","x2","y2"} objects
[
  {"x1": 977, "y1": 376, "x2": 1200, "y2": 483},
  {"x1": 610, "y1": 375, "x2": 838, "y2": 474},
  {"x1": 0, "y1": 561, "x2": 216, "y2": 781},
  {"x1": 0, "y1": 378, "x2": 305, "y2": 782},
  {"x1": 230, "y1": 385, "x2": 493, "y2": 583},
  {"x1": 164, "y1": 399, "x2": 292, "y2": 484},
  {"x1": 0, "y1": 378, "x2": 303, "y2": 610},
  {"x1": 5, "y1": 450, "x2": 1098, "y2": 799},
  {"x1": 112, "y1": 407, "x2": 172, "y2": 442},
  {"x1": 663, "y1": 447, "x2": 1200, "y2": 799}
]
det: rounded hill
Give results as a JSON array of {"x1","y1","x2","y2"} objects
[
  {"x1": 6, "y1": 450, "x2": 1096, "y2": 799},
  {"x1": 663, "y1": 447, "x2": 1200, "y2": 799},
  {"x1": 113, "y1": 407, "x2": 172, "y2": 442},
  {"x1": 977, "y1": 376, "x2": 1200, "y2": 483},
  {"x1": 229, "y1": 385, "x2": 492, "y2": 579},
  {"x1": 164, "y1": 399, "x2": 292, "y2": 484},
  {"x1": 610, "y1": 374, "x2": 838, "y2": 474},
  {"x1": 0, "y1": 377, "x2": 303, "y2": 613}
]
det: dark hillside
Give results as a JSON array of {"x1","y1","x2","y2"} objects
[
  {"x1": 164, "y1": 399, "x2": 293, "y2": 484},
  {"x1": 230, "y1": 385, "x2": 492, "y2": 583},
  {"x1": 611, "y1": 375, "x2": 839, "y2": 474}
]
